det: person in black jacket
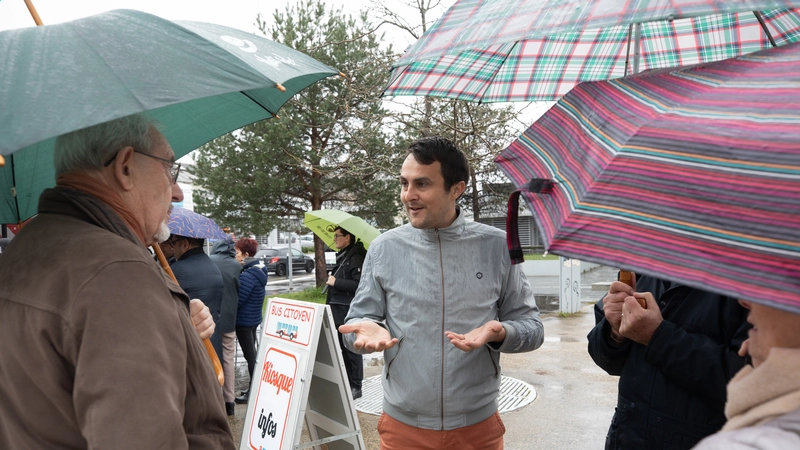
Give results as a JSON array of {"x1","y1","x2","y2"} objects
[
  {"x1": 587, "y1": 272, "x2": 751, "y2": 449},
  {"x1": 208, "y1": 239, "x2": 242, "y2": 416},
  {"x1": 326, "y1": 226, "x2": 367, "y2": 399},
  {"x1": 170, "y1": 234, "x2": 225, "y2": 364}
]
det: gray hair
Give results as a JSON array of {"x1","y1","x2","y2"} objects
[{"x1": 54, "y1": 114, "x2": 157, "y2": 176}]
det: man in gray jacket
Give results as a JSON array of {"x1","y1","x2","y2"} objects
[{"x1": 340, "y1": 136, "x2": 544, "y2": 450}]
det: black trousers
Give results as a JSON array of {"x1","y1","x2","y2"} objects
[
  {"x1": 235, "y1": 325, "x2": 258, "y2": 393},
  {"x1": 330, "y1": 304, "x2": 363, "y2": 390}
]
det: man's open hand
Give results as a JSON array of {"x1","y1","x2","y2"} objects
[
  {"x1": 339, "y1": 321, "x2": 398, "y2": 353},
  {"x1": 445, "y1": 320, "x2": 506, "y2": 352}
]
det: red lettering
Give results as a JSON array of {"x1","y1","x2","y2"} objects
[{"x1": 261, "y1": 361, "x2": 294, "y2": 395}]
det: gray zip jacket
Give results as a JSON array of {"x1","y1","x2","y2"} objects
[{"x1": 343, "y1": 210, "x2": 544, "y2": 430}]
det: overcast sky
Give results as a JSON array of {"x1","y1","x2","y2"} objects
[
  {"x1": 1, "y1": 0, "x2": 552, "y2": 139},
  {"x1": 0, "y1": 0, "x2": 440, "y2": 51}
]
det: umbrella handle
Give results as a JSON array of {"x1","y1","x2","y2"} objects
[
  {"x1": 619, "y1": 270, "x2": 646, "y2": 309},
  {"x1": 153, "y1": 244, "x2": 225, "y2": 386}
]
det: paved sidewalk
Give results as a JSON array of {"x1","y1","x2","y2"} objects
[{"x1": 356, "y1": 265, "x2": 621, "y2": 450}]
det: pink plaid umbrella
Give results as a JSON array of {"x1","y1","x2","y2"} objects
[{"x1": 385, "y1": 0, "x2": 800, "y2": 101}]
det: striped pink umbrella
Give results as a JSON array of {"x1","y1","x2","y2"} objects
[{"x1": 497, "y1": 42, "x2": 800, "y2": 312}]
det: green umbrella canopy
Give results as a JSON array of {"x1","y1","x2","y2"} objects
[
  {"x1": 0, "y1": 9, "x2": 341, "y2": 223},
  {"x1": 304, "y1": 209, "x2": 381, "y2": 250}
]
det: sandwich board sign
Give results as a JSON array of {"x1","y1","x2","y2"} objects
[{"x1": 239, "y1": 298, "x2": 365, "y2": 450}]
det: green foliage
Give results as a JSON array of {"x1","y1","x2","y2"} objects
[{"x1": 192, "y1": 0, "x2": 404, "y2": 239}]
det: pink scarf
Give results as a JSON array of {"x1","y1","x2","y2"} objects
[{"x1": 723, "y1": 347, "x2": 800, "y2": 430}]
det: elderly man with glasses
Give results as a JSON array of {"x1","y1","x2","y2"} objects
[{"x1": 0, "y1": 115, "x2": 235, "y2": 449}]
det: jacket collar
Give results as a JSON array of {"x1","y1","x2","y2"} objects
[
  {"x1": 39, "y1": 187, "x2": 142, "y2": 247},
  {"x1": 414, "y1": 207, "x2": 466, "y2": 242},
  {"x1": 177, "y1": 246, "x2": 206, "y2": 261}
]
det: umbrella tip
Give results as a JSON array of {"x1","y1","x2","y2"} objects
[
  {"x1": 276, "y1": 83, "x2": 286, "y2": 92},
  {"x1": 339, "y1": 72, "x2": 347, "y2": 78},
  {"x1": 0, "y1": 154, "x2": 4, "y2": 167},
  {"x1": 273, "y1": 114, "x2": 280, "y2": 119}
]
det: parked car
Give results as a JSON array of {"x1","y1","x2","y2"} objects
[
  {"x1": 255, "y1": 246, "x2": 314, "y2": 277},
  {"x1": 324, "y1": 250, "x2": 337, "y2": 272}
]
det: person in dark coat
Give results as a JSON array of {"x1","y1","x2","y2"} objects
[
  {"x1": 170, "y1": 234, "x2": 225, "y2": 364},
  {"x1": 587, "y1": 272, "x2": 751, "y2": 449},
  {"x1": 233, "y1": 238, "x2": 267, "y2": 404},
  {"x1": 325, "y1": 226, "x2": 367, "y2": 399},
  {"x1": 209, "y1": 239, "x2": 242, "y2": 416}
]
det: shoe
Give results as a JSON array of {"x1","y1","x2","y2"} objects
[
  {"x1": 351, "y1": 388, "x2": 362, "y2": 400},
  {"x1": 225, "y1": 402, "x2": 235, "y2": 416},
  {"x1": 235, "y1": 393, "x2": 249, "y2": 404}
]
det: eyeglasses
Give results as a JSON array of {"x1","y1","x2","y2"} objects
[
  {"x1": 104, "y1": 149, "x2": 181, "y2": 184},
  {"x1": 333, "y1": 234, "x2": 345, "y2": 239}
]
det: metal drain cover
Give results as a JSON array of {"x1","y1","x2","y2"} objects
[{"x1": 354, "y1": 375, "x2": 537, "y2": 416}]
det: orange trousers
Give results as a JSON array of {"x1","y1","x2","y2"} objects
[{"x1": 377, "y1": 411, "x2": 505, "y2": 450}]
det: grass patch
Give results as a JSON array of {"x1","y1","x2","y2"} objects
[
  {"x1": 268, "y1": 286, "x2": 326, "y2": 304},
  {"x1": 523, "y1": 253, "x2": 559, "y2": 261}
]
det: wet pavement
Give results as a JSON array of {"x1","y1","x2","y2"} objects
[{"x1": 230, "y1": 265, "x2": 622, "y2": 449}]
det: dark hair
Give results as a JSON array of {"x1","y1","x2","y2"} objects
[
  {"x1": 235, "y1": 238, "x2": 258, "y2": 257},
  {"x1": 186, "y1": 237, "x2": 204, "y2": 248},
  {"x1": 335, "y1": 226, "x2": 356, "y2": 243},
  {"x1": 406, "y1": 136, "x2": 469, "y2": 191}
]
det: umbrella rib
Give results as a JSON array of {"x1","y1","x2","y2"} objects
[
  {"x1": 241, "y1": 91, "x2": 279, "y2": 117},
  {"x1": 753, "y1": 11, "x2": 778, "y2": 47},
  {"x1": 475, "y1": 42, "x2": 518, "y2": 103}
]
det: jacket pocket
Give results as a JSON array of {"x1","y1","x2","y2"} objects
[
  {"x1": 605, "y1": 406, "x2": 627, "y2": 450},
  {"x1": 646, "y1": 409, "x2": 721, "y2": 450},
  {"x1": 485, "y1": 346, "x2": 500, "y2": 377},
  {"x1": 384, "y1": 336, "x2": 404, "y2": 379}
]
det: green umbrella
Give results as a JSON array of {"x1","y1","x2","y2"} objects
[
  {"x1": 303, "y1": 209, "x2": 381, "y2": 250},
  {"x1": 0, "y1": 9, "x2": 341, "y2": 223}
]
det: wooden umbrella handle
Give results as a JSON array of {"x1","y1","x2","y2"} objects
[
  {"x1": 619, "y1": 270, "x2": 647, "y2": 309},
  {"x1": 153, "y1": 244, "x2": 224, "y2": 386},
  {"x1": 24, "y1": 0, "x2": 44, "y2": 26}
]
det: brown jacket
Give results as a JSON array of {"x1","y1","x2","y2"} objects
[{"x1": 0, "y1": 188, "x2": 234, "y2": 449}]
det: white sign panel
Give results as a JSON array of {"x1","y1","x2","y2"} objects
[
  {"x1": 265, "y1": 300, "x2": 316, "y2": 346},
  {"x1": 239, "y1": 298, "x2": 365, "y2": 450},
  {"x1": 247, "y1": 347, "x2": 296, "y2": 449}
]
